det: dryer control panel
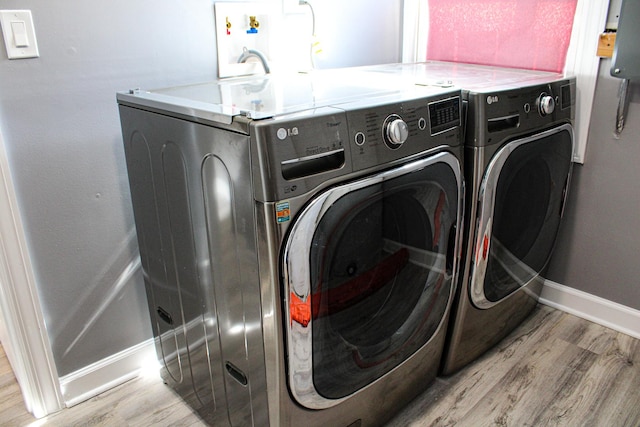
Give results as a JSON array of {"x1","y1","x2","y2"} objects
[{"x1": 467, "y1": 77, "x2": 576, "y2": 148}]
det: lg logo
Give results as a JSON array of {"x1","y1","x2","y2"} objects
[
  {"x1": 277, "y1": 127, "x2": 299, "y2": 140},
  {"x1": 487, "y1": 95, "x2": 499, "y2": 105}
]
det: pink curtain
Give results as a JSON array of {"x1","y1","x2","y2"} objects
[{"x1": 426, "y1": 0, "x2": 578, "y2": 72}]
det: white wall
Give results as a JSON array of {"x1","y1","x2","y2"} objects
[{"x1": 307, "y1": 0, "x2": 402, "y2": 68}]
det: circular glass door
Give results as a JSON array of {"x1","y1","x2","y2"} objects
[
  {"x1": 471, "y1": 124, "x2": 573, "y2": 308},
  {"x1": 283, "y1": 152, "x2": 461, "y2": 409}
]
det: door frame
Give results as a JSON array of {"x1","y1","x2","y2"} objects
[{"x1": 0, "y1": 128, "x2": 64, "y2": 418}]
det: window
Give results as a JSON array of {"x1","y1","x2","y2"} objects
[{"x1": 426, "y1": 0, "x2": 577, "y2": 73}]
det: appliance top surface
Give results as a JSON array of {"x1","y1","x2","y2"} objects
[
  {"x1": 116, "y1": 68, "x2": 458, "y2": 125},
  {"x1": 364, "y1": 61, "x2": 568, "y2": 93}
]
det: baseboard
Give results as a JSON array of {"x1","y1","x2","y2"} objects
[
  {"x1": 540, "y1": 280, "x2": 640, "y2": 340},
  {"x1": 59, "y1": 338, "x2": 158, "y2": 407}
]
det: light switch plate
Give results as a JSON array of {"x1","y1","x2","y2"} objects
[{"x1": 0, "y1": 10, "x2": 39, "y2": 59}]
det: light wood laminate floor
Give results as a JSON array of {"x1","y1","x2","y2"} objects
[{"x1": 2, "y1": 305, "x2": 639, "y2": 426}]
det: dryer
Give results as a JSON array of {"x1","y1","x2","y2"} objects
[
  {"x1": 364, "y1": 61, "x2": 575, "y2": 375},
  {"x1": 117, "y1": 69, "x2": 464, "y2": 425}
]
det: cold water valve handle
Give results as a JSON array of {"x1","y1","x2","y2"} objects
[{"x1": 247, "y1": 16, "x2": 259, "y2": 34}]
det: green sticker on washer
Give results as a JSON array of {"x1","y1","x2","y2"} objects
[{"x1": 276, "y1": 201, "x2": 290, "y2": 223}]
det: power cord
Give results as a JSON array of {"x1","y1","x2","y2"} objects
[{"x1": 299, "y1": 0, "x2": 318, "y2": 69}]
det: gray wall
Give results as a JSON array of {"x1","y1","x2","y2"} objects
[
  {"x1": 546, "y1": 0, "x2": 640, "y2": 311},
  {"x1": 0, "y1": 0, "x2": 219, "y2": 377},
  {"x1": 0, "y1": 1, "x2": 401, "y2": 378},
  {"x1": 547, "y1": 62, "x2": 640, "y2": 310}
]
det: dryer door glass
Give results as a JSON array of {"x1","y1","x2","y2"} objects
[
  {"x1": 474, "y1": 125, "x2": 572, "y2": 305},
  {"x1": 283, "y1": 153, "x2": 461, "y2": 408}
]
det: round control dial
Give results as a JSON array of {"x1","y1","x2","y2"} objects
[
  {"x1": 383, "y1": 114, "x2": 409, "y2": 149},
  {"x1": 537, "y1": 93, "x2": 555, "y2": 116}
]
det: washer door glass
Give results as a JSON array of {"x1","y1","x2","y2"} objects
[
  {"x1": 283, "y1": 152, "x2": 461, "y2": 409},
  {"x1": 471, "y1": 124, "x2": 573, "y2": 308}
]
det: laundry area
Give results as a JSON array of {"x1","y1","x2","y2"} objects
[{"x1": 0, "y1": 1, "x2": 639, "y2": 426}]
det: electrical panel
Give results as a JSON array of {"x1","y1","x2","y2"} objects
[{"x1": 611, "y1": 0, "x2": 640, "y2": 80}]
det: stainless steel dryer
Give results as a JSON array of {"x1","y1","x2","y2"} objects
[
  {"x1": 117, "y1": 69, "x2": 464, "y2": 426},
  {"x1": 364, "y1": 61, "x2": 575, "y2": 375}
]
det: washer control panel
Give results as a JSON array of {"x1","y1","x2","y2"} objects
[
  {"x1": 346, "y1": 92, "x2": 462, "y2": 172},
  {"x1": 253, "y1": 91, "x2": 462, "y2": 201}
]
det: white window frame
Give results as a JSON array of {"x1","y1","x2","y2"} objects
[
  {"x1": 564, "y1": 0, "x2": 609, "y2": 163},
  {"x1": 402, "y1": 0, "x2": 610, "y2": 164}
]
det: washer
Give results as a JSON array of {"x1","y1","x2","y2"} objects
[
  {"x1": 117, "y1": 69, "x2": 464, "y2": 426},
  {"x1": 363, "y1": 61, "x2": 575, "y2": 375}
]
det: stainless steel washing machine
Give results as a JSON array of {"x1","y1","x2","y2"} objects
[
  {"x1": 117, "y1": 69, "x2": 464, "y2": 426},
  {"x1": 363, "y1": 61, "x2": 575, "y2": 375}
]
